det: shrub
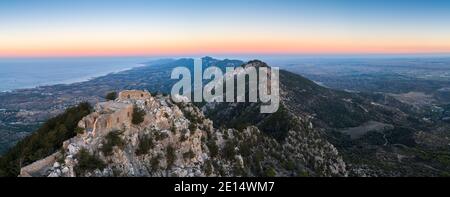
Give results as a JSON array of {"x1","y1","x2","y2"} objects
[
  {"x1": 57, "y1": 149, "x2": 66, "y2": 164},
  {"x1": 170, "y1": 123, "x2": 177, "y2": 134},
  {"x1": 234, "y1": 165, "x2": 246, "y2": 176},
  {"x1": 154, "y1": 131, "x2": 169, "y2": 141},
  {"x1": 296, "y1": 170, "x2": 309, "y2": 177},
  {"x1": 180, "y1": 134, "x2": 188, "y2": 142},
  {"x1": 204, "y1": 160, "x2": 213, "y2": 176},
  {"x1": 166, "y1": 146, "x2": 176, "y2": 167},
  {"x1": 136, "y1": 135, "x2": 154, "y2": 156},
  {"x1": 223, "y1": 140, "x2": 237, "y2": 160},
  {"x1": 75, "y1": 127, "x2": 85, "y2": 135},
  {"x1": 132, "y1": 105, "x2": 145, "y2": 125},
  {"x1": 101, "y1": 130, "x2": 125, "y2": 156},
  {"x1": 184, "y1": 110, "x2": 200, "y2": 124},
  {"x1": 283, "y1": 159, "x2": 296, "y2": 171},
  {"x1": 254, "y1": 150, "x2": 264, "y2": 163},
  {"x1": 239, "y1": 143, "x2": 251, "y2": 157},
  {"x1": 223, "y1": 130, "x2": 229, "y2": 140},
  {"x1": 183, "y1": 150, "x2": 195, "y2": 160},
  {"x1": 207, "y1": 140, "x2": 219, "y2": 158},
  {"x1": 259, "y1": 106, "x2": 292, "y2": 141},
  {"x1": 264, "y1": 167, "x2": 277, "y2": 177},
  {"x1": 150, "y1": 155, "x2": 161, "y2": 170},
  {"x1": 105, "y1": 92, "x2": 118, "y2": 101},
  {"x1": 188, "y1": 123, "x2": 197, "y2": 134},
  {"x1": 74, "y1": 149, "x2": 106, "y2": 176}
]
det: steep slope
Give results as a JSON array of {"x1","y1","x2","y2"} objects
[
  {"x1": 18, "y1": 90, "x2": 346, "y2": 177},
  {"x1": 5, "y1": 58, "x2": 449, "y2": 177},
  {"x1": 0, "y1": 103, "x2": 92, "y2": 177},
  {"x1": 0, "y1": 57, "x2": 245, "y2": 155},
  {"x1": 202, "y1": 60, "x2": 450, "y2": 176}
]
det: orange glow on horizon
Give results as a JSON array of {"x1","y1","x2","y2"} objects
[
  {"x1": 2, "y1": 45, "x2": 450, "y2": 58},
  {"x1": 2, "y1": 23, "x2": 450, "y2": 58},
  {"x1": 2, "y1": 37, "x2": 450, "y2": 58},
  {"x1": 2, "y1": 1, "x2": 450, "y2": 58},
  {"x1": 1, "y1": 30, "x2": 450, "y2": 58}
]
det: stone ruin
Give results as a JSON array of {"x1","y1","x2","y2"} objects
[
  {"x1": 19, "y1": 90, "x2": 153, "y2": 177},
  {"x1": 118, "y1": 90, "x2": 152, "y2": 101}
]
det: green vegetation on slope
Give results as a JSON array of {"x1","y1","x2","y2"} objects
[
  {"x1": 74, "y1": 149, "x2": 106, "y2": 176},
  {"x1": 259, "y1": 105, "x2": 293, "y2": 141},
  {"x1": 0, "y1": 102, "x2": 92, "y2": 177},
  {"x1": 101, "y1": 130, "x2": 125, "y2": 156}
]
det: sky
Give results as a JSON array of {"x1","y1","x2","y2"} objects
[{"x1": 1, "y1": 0, "x2": 450, "y2": 57}]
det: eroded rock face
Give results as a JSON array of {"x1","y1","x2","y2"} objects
[
  {"x1": 24, "y1": 90, "x2": 347, "y2": 177},
  {"x1": 44, "y1": 90, "x2": 210, "y2": 177}
]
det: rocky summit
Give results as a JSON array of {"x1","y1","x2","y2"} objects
[
  {"x1": 12, "y1": 58, "x2": 449, "y2": 178},
  {"x1": 19, "y1": 90, "x2": 347, "y2": 177}
]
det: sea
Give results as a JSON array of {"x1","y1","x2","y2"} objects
[{"x1": 0, "y1": 57, "x2": 152, "y2": 92}]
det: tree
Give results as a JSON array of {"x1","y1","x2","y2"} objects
[
  {"x1": 105, "y1": 92, "x2": 118, "y2": 101},
  {"x1": 132, "y1": 105, "x2": 145, "y2": 125}
]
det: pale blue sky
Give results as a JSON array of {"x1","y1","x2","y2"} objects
[{"x1": 1, "y1": 0, "x2": 449, "y2": 57}]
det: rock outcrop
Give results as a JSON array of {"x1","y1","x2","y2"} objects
[{"x1": 20, "y1": 90, "x2": 347, "y2": 177}]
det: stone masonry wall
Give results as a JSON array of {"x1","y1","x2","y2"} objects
[{"x1": 118, "y1": 90, "x2": 152, "y2": 101}]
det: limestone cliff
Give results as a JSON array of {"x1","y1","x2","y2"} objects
[{"x1": 20, "y1": 90, "x2": 347, "y2": 177}]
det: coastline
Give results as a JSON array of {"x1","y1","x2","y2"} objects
[{"x1": 0, "y1": 63, "x2": 146, "y2": 93}]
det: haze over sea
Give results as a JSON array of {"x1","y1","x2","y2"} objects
[{"x1": 0, "y1": 57, "x2": 151, "y2": 92}]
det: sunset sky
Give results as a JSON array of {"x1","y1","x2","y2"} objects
[{"x1": 1, "y1": 0, "x2": 450, "y2": 57}]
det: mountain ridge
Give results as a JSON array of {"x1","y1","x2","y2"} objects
[
  {"x1": 1, "y1": 57, "x2": 449, "y2": 177},
  {"x1": 17, "y1": 90, "x2": 347, "y2": 177}
]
